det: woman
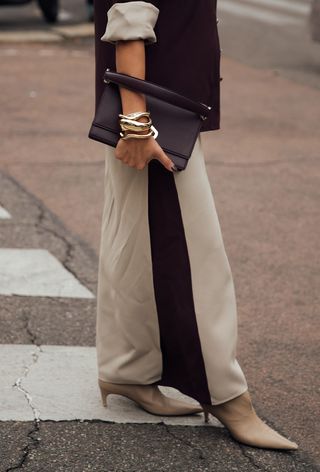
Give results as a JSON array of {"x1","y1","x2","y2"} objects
[{"x1": 93, "y1": 0, "x2": 298, "y2": 450}]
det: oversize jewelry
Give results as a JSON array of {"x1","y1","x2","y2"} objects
[{"x1": 118, "y1": 111, "x2": 158, "y2": 140}]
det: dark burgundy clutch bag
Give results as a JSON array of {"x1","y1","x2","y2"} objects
[{"x1": 88, "y1": 69, "x2": 211, "y2": 171}]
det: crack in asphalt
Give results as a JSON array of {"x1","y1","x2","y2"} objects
[
  {"x1": 7, "y1": 309, "x2": 43, "y2": 471},
  {"x1": 9, "y1": 344, "x2": 43, "y2": 471},
  {"x1": 0, "y1": 173, "x2": 95, "y2": 470},
  {"x1": 33, "y1": 197, "x2": 95, "y2": 290},
  {"x1": 1, "y1": 169, "x2": 98, "y2": 264},
  {"x1": 21, "y1": 310, "x2": 39, "y2": 346},
  {"x1": 162, "y1": 423, "x2": 208, "y2": 462},
  {"x1": 5, "y1": 422, "x2": 41, "y2": 472},
  {"x1": 0, "y1": 219, "x2": 94, "y2": 287},
  {"x1": 37, "y1": 220, "x2": 95, "y2": 287},
  {"x1": 237, "y1": 443, "x2": 270, "y2": 471},
  {"x1": 12, "y1": 344, "x2": 42, "y2": 423}
]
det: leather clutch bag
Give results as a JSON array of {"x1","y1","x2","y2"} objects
[{"x1": 88, "y1": 69, "x2": 212, "y2": 171}]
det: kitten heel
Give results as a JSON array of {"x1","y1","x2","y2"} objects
[
  {"x1": 203, "y1": 407, "x2": 210, "y2": 423},
  {"x1": 98, "y1": 379, "x2": 112, "y2": 407}
]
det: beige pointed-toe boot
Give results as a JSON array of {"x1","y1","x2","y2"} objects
[
  {"x1": 202, "y1": 390, "x2": 298, "y2": 450},
  {"x1": 99, "y1": 379, "x2": 203, "y2": 416}
]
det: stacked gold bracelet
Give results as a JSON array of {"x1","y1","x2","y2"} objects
[{"x1": 118, "y1": 111, "x2": 158, "y2": 140}]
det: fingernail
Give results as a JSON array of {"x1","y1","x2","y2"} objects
[{"x1": 171, "y1": 164, "x2": 178, "y2": 172}]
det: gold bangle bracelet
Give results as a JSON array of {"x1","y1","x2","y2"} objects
[
  {"x1": 120, "y1": 125, "x2": 151, "y2": 133},
  {"x1": 120, "y1": 125, "x2": 158, "y2": 140},
  {"x1": 120, "y1": 118, "x2": 152, "y2": 127},
  {"x1": 119, "y1": 120, "x2": 152, "y2": 132},
  {"x1": 118, "y1": 111, "x2": 151, "y2": 121},
  {"x1": 120, "y1": 131, "x2": 154, "y2": 140}
]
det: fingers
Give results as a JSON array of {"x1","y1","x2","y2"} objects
[
  {"x1": 117, "y1": 154, "x2": 145, "y2": 170},
  {"x1": 155, "y1": 148, "x2": 176, "y2": 172},
  {"x1": 115, "y1": 142, "x2": 145, "y2": 169},
  {"x1": 115, "y1": 140, "x2": 176, "y2": 172}
]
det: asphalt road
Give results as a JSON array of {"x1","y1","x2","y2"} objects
[
  {"x1": 217, "y1": 0, "x2": 320, "y2": 89},
  {"x1": 0, "y1": 1, "x2": 319, "y2": 471},
  {"x1": 0, "y1": 0, "x2": 89, "y2": 28}
]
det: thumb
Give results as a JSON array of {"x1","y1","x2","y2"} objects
[{"x1": 155, "y1": 147, "x2": 176, "y2": 172}]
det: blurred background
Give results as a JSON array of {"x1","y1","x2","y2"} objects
[
  {"x1": 0, "y1": 0, "x2": 93, "y2": 26},
  {"x1": 0, "y1": 2, "x2": 319, "y2": 471}
]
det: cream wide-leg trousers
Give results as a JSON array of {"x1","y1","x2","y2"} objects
[{"x1": 96, "y1": 134, "x2": 248, "y2": 405}]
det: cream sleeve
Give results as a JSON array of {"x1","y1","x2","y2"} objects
[{"x1": 101, "y1": 1, "x2": 160, "y2": 45}]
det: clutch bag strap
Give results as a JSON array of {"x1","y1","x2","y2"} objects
[{"x1": 104, "y1": 69, "x2": 211, "y2": 120}]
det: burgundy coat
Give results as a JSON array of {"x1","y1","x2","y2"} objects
[{"x1": 93, "y1": 0, "x2": 222, "y2": 132}]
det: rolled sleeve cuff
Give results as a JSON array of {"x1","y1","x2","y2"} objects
[{"x1": 101, "y1": 1, "x2": 159, "y2": 45}]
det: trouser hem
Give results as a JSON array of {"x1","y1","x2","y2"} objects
[
  {"x1": 98, "y1": 377, "x2": 162, "y2": 385},
  {"x1": 209, "y1": 385, "x2": 249, "y2": 406}
]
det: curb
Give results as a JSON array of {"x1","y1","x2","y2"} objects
[{"x1": 0, "y1": 22, "x2": 94, "y2": 43}]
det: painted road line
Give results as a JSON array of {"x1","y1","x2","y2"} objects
[
  {"x1": 51, "y1": 23, "x2": 94, "y2": 39},
  {"x1": 0, "y1": 30, "x2": 62, "y2": 43},
  {"x1": 0, "y1": 345, "x2": 221, "y2": 427},
  {"x1": 0, "y1": 206, "x2": 11, "y2": 219},
  {"x1": 242, "y1": 0, "x2": 310, "y2": 16},
  {"x1": 0, "y1": 345, "x2": 35, "y2": 421},
  {"x1": 218, "y1": 0, "x2": 302, "y2": 25},
  {"x1": 0, "y1": 249, "x2": 94, "y2": 298}
]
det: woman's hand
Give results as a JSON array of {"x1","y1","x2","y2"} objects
[
  {"x1": 115, "y1": 136, "x2": 176, "y2": 172},
  {"x1": 114, "y1": 40, "x2": 175, "y2": 172}
]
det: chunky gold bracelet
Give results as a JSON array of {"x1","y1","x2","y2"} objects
[
  {"x1": 118, "y1": 111, "x2": 159, "y2": 140},
  {"x1": 119, "y1": 114, "x2": 152, "y2": 129},
  {"x1": 120, "y1": 117, "x2": 152, "y2": 127},
  {"x1": 119, "y1": 111, "x2": 151, "y2": 121},
  {"x1": 120, "y1": 125, "x2": 158, "y2": 140},
  {"x1": 120, "y1": 119, "x2": 152, "y2": 133},
  {"x1": 119, "y1": 111, "x2": 151, "y2": 137}
]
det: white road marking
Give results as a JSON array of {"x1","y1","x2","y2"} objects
[
  {"x1": 0, "y1": 249, "x2": 94, "y2": 298},
  {"x1": 242, "y1": 0, "x2": 310, "y2": 16},
  {"x1": 0, "y1": 345, "x2": 35, "y2": 421},
  {"x1": 38, "y1": 49, "x2": 56, "y2": 57},
  {"x1": 2, "y1": 48, "x2": 18, "y2": 56},
  {"x1": 218, "y1": 0, "x2": 302, "y2": 25},
  {"x1": 0, "y1": 206, "x2": 11, "y2": 219},
  {"x1": 0, "y1": 345, "x2": 221, "y2": 426}
]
